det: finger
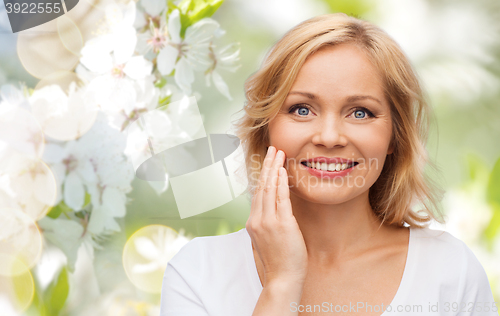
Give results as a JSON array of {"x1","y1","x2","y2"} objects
[
  {"x1": 276, "y1": 167, "x2": 293, "y2": 220},
  {"x1": 251, "y1": 146, "x2": 276, "y2": 219},
  {"x1": 262, "y1": 149, "x2": 285, "y2": 221}
]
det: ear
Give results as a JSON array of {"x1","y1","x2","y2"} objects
[{"x1": 387, "y1": 142, "x2": 394, "y2": 155}]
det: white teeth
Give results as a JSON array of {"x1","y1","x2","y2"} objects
[{"x1": 306, "y1": 161, "x2": 353, "y2": 171}]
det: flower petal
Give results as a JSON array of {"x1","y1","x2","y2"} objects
[
  {"x1": 64, "y1": 171, "x2": 84, "y2": 210},
  {"x1": 49, "y1": 163, "x2": 64, "y2": 206},
  {"x1": 134, "y1": 7, "x2": 147, "y2": 29},
  {"x1": 113, "y1": 26, "x2": 137, "y2": 65},
  {"x1": 174, "y1": 57, "x2": 194, "y2": 94},
  {"x1": 42, "y1": 143, "x2": 65, "y2": 164},
  {"x1": 86, "y1": 205, "x2": 121, "y2": 235},
  {"x1": 76, "y1": 159, "x2": 97, "y2": 184},
  {"x1": 80, "y1": 35, "x2": 114, "y2": 73},
  {"x1": 122, "y1": 0, "x2": 136, "y2": 27},
  {"x1": 185, "y1": 18, "x2": 219, "y2": 44},
  {"x1": 123, "y1": 56, "x2": 153, "y2": 80},
  {"x1": 211, "y1": 70, "x2": 232, "y2": 100},
  {"x1": 168, "y1": 9, "x2": 181, "y2": 44},
  {"x1": 157, "y1": 45, "x2": 179, "y2": 76},
  {"x1": 141, "y1": 0, "x2": 166, "y2": 17},
  {"x1": 102, "y1": 186, "x2": 126, "y2": 217},
  {"x1": 135, "y1": 32, "x2": 151, "y2": 56},
  {"x1": 86, "y1": 75, "x2": 137, "y2": 114},
  {"x1": 217, "y1": 43, "x2": 241, "y2": 71}
]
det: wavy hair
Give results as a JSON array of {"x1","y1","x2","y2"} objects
[{"x1": 232, "y1": 13, "x2": 445, "y2": 228}]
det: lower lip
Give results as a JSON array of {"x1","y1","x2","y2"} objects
[{"x1": 300, "y1": 163, "x2": 356, "y2": 179}]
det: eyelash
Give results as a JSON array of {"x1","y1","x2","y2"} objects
[{"x1": 288, "y1": 104, "x2": 375, "y2": 119}]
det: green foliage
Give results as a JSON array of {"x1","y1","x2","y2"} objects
[
  {"x1": 46, "y1": 200, "x2": 72, "y2": 219},
  {"x1": 485, "y1": 204, "x2": 500, "y2": 242},
  {"x1": 168, "y1": 0, "x2": 223, "y2": 38},
  {"x1": 317, "y1": 0, "x2": 374, "y2": 17},
  {"x1": 154, "y1": 77, "x2": 168, "y2": 88},
  {"x1": 158, "y1": 95, "x2": 171, "y2": 107},
  {"x1": 25, "y1": 287, "x2": 48, "y2": 316},
  {"x1": 234, "y1": 223, "x2": 245, "y2": 232},
  {"x1": 466, "y1": 154, "x2": 491, "y2": 183},
  {"x1": 215, "y1": 220, "x2": 230, "y2": 235},
  {"x1": 83, "y1": 192, "x2": 91, "y2": 208},
  {"x1": 44, "y1": 267, "x2": 69, "y2": 314},
  {"x1": 486, "y1": 156, "x2": 500, "y2": 205},
  {"x1": 12, "y1": 272, "x2": 34, "y2": 313},
  {"x1": 485, "y1": 157, "x2": 500, "y2": 242},
  {"x1": 46, "y1": 192, "x2": 91, "y2": 219},
  {"x1": 26, "y1": 267, "x2": 69, "y2": 316},
  {"x1": 188, "y1": 0, "x2": 223, "y2": 25}
]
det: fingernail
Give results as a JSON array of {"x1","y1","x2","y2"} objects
[{"x1": 267, "y1": 146, "x2": 273, "y2": 154}]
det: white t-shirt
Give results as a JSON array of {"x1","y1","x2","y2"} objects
[{"x1": 160, "y1": 226, "x2": 498, "y2": 315}]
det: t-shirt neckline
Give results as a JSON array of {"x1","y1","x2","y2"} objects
[{"x1": 242, "y1": 226, "x2": 416, "y2": 313}]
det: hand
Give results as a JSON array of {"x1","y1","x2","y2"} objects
[{"x1": 246, "y1": 146, "x2": 308, "y2": 287}]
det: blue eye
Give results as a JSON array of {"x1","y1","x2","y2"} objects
[
  {"x1": 297, "y1": 107, "x2": 309, "y2": 116},
  {"x1": 354, "y1": 110, "x2": 366, "y2": 118},
  {"x1": 289, "y1": 104, "x2": 311, "y2": 116},
  {"x1": 352, "y1": 108, "x2": 374, "y2": 119}
]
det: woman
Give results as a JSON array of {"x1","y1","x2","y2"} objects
[{"x1": 160, "y1": 13, "x2": 497, "y2": 316}]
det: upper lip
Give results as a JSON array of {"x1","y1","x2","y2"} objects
[{"x1": 300, "y1": 157, "x2": 357, "y2": 164}]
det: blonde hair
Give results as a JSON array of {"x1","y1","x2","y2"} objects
[{"x1": 232, "y1": 13, "x2": 445, "y2": 228}]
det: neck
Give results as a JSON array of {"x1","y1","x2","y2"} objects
[{"x1": 290, "y1": 189, "x2": 388, "y2": 265}]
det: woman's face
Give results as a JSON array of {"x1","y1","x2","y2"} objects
[{"x1": 268, "y1": 43, "x2": 393, "y2": 205}]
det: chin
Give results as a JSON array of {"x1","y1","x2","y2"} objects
[{"x1": 290, "y1": 187, "x2": 352, "y2": 205}]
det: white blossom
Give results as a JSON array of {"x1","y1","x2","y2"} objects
[
  {"x1": 204, "y1": 43, "x2": 241, "y2": 100},
  {"x1": 157, "y1": 9, "x2": 219, "y2": 94},
  {"x1": 43, "y1": 112, "x2": 134, "y2": 235},
  {"x1": 30, "y1": 83, "x2": 99, "y2": 141},
  {"x1": 141, "y1": 0, "x2": 166, "y2": 19},
  {"x1": 78, "y1": 0, "x2": 157, "y2": 126}
]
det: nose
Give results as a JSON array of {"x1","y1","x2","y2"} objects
[{"x1": 311, "y1": 114, "x2": 348, "y2": 148}]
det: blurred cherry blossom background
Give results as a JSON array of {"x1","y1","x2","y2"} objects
[{"x1": 0, "y1": 0, "x2": 499, "y2": 315}]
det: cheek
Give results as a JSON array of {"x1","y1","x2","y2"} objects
[
  {"x1": 346, "y1": 124, "x2": 391, "y2": 173},
  {"x1": 348, "y1": 123, "x2": 392, "y2": 153},
  {"x1": 268, "y1": 118, "x2": 308, "y2": 153}
]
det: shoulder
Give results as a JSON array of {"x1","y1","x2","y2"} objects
[
  {"x1": 409, "y1": 226, "x2": 467, "y2": 279},
  {"x1": 412, "y1": 226, "x2": 467, "y2": 258},
  {"x1": 411, "y1": 226, "x2": 494, "y2": 296}
]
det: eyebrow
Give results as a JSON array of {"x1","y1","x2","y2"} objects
[{"x1": 288, "y1": 91, "x2": 382, "y2": 105}]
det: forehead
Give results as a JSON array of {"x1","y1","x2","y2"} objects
[{"x1": 290, "y1": 44, "x2": 385, "y2": 100}]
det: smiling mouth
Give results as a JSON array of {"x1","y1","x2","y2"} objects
[{"x1": 300, "y1": 161, "x2": 359, "y2": 172}]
